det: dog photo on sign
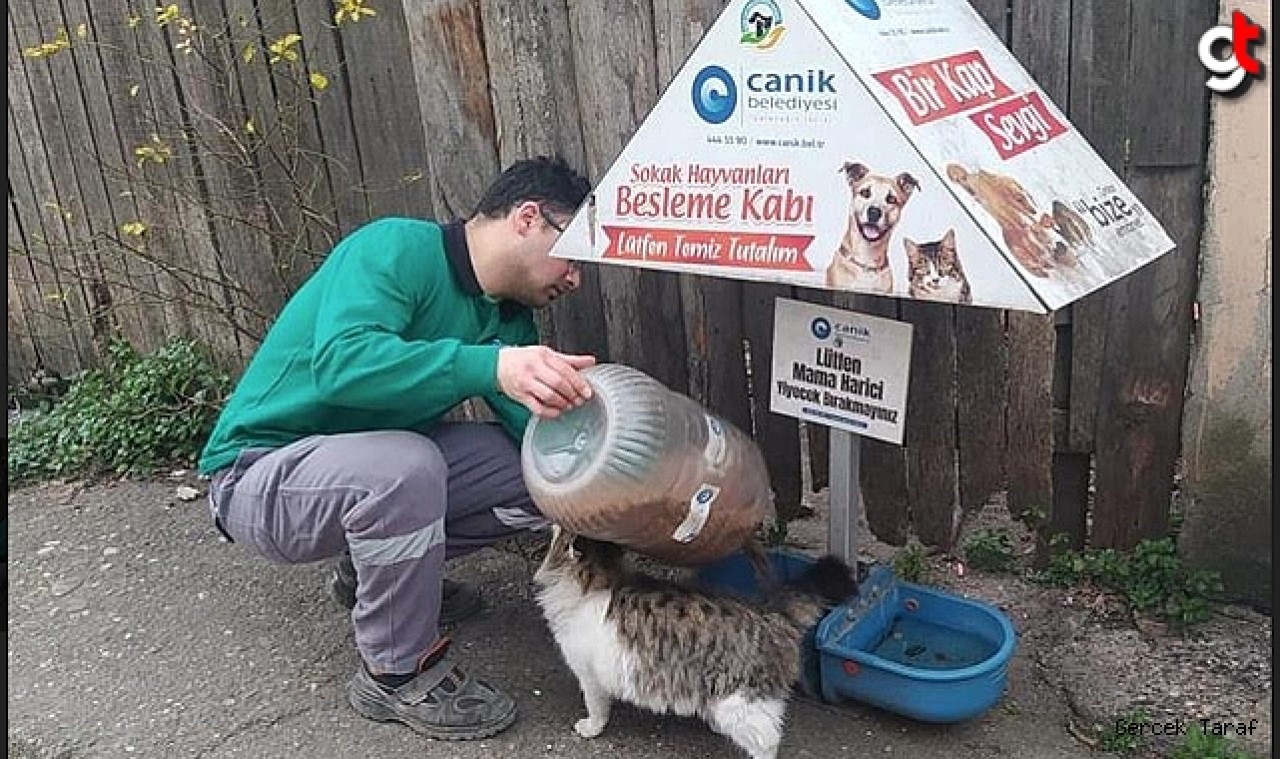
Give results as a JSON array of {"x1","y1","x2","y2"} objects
[{"x1": 826, "y1": 161, "x2": 920, "y2": 294}]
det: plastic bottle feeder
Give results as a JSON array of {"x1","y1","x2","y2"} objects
[{"x1": 696, "y1": 549, "x2": 1017, "y2": 723}]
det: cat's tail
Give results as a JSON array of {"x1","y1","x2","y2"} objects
[
  {"x1": 776, "y1": 555, "x2": 860, "y2": 628},
  {"x1": 799, "y1": 555, "x2": 860, "y2": 605}
]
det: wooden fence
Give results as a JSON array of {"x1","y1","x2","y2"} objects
[{"x1": 6, "y1": 0, "x2": 1215, "y2": 552}]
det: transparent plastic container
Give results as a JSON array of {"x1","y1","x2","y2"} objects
[{"x1": 521, "y1": 363, "x2": 774, "y2": 565}]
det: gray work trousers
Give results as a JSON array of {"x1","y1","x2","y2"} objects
[{"x1": 207, "y1": 423, "x2": 547, "y2": 674}]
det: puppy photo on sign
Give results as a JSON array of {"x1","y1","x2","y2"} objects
[{"x1": 826, "y1": 161, "x2": 919, "y2": 294}]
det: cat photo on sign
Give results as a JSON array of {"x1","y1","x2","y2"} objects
[{"x1": 904, "y1": 228, "x2": 972, "y2": 304}]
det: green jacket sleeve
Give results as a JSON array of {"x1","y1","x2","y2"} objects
[
  {"x1": 483, "y1": 308, "x2": 541, "y2": 441},
  {"x1": 310, "y1": 220, "x2": 500, "y2": 413}
]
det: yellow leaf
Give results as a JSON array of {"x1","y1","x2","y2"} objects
[
  {"x1": 129, "y1": 83, "x2": 141, "y2": 97},
  {"x1": 156, "y1": 4, "x2": 180, "y2": 26},
  {"x1": 76, "y1": 23, "x2": 88, "y2": 39},
  {"x1": 22, "y1": 27, "x2": 72, "y2": 58},
  {"x1": 244, "y1": 118, "x2": 256, "y2": 135},
  {"x1": 334, "y1": 0, "x2": 377, "y2": 26},
  {"x1": 127, "y1": 13, "x2": 142, "y2": 28},
  {"x1": 266, "y1": 32, "x2": 302, "y2": 64},
  {"x1": 242, "y1": 43, "x2": 256, "y2": 64},
  {"x1": 308, "y1": 71, "x2": 329, "y2": 91},
  {"x1": 120, "y1": 221, "x2": 149, "y2": 237}
]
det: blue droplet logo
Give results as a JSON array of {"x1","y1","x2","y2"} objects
[
  {"x1": 811, "y1": 317, "x2": 832, "y2": 340},
  {"x1": 692, "y1": 65, "x2": 737, "y2": 124},
  {"x1": 845, "y1": 0, "x2": 881, "y2": 20}
]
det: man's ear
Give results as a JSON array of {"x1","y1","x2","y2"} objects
[{"x1": 513, "y1": 200, "x2": 541, "y2": 234}]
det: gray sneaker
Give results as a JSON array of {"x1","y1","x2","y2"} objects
[
  {"x1": 329, "y1": 553, "x2": 482, "y2": 625},
  {"x1": 347, "y1": 658, "x2": 517, "y2": 740}
]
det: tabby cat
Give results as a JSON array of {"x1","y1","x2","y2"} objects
[
  {"x1": 904, "y1": 228, "x2": 972, "y2": 304},
  {"x1": 534, "y1": 526, "x2": 857, "y2": 759}
]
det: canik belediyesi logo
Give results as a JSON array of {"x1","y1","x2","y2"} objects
[
  {"x1": 1199, "y1": 10, "x2": 1266, "y2": 94},
  {"x1": 692, "y1": 65, "x2": 738, "y2": 124}
]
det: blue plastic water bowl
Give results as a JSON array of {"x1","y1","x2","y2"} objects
[
  {"x1": 815, "y1": 564, "x2": 1018, "y2": 723},
  {"x1": 694, "y1": 548, "x2": 826, "y2": 698}
]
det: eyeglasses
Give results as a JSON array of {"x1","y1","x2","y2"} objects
[{"x1": 539, "y1": 206, "x2": 567, "y2": 234}]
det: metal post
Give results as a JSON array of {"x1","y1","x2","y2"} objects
[{"x1": 827, "y1": 428, "x2": 863, "y2": 563}]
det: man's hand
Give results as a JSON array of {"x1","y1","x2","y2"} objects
[{"x1": 496, "y1": 346, "x2": 596, "y2": 418}]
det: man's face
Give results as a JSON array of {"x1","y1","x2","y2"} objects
[{"x1": 513, "y1": 201, "x2": 581, "y2": 308}]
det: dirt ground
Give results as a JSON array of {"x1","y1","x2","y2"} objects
[
  {"x1": 6, "y1": 474, "x2": 1272, "y2": 759},
  {"x1": 785, "y1": 489, "x2": 1273, "y2": 759}
]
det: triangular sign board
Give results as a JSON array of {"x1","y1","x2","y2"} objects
[{"x1": 552, "y1": 0, "x2": 1176, "y2": 313}]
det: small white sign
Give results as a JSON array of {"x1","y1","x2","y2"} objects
[{"x1": 769, "y1": 297, "x2": 912, "y2": 445}]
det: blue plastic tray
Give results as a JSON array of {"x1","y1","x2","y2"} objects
[
  {"x1": 696, "y1": 550, "x2": 1017, "y2": 723},
  {"x1": 815, "y1": 564, "x2": 1017, "y2": 723}
]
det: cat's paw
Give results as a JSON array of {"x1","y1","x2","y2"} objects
[{"x1": 574, "y1": 718, "x2": 606, "y2": 738}]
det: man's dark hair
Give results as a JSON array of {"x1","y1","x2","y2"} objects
[{"x1": 473, "y1": 155, "x2": 591, "y2": 219}]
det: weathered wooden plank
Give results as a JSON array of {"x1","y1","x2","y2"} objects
[
  {"x1": 24, "y1": 0, "x2": 117, "y2": 352},
  {"x1": 1091, "y1": 166, "x2": 1203, "y2": 549},
  {"x1": 1049, "y1": 307, "x2": 1088, "y2": 548},
  {"x1": 652, "y1": 0, "x2": 726, "y2": 86},
  {"x1": 86, "y1": 0, "x2": 198, "y2": 353},
  {"x1": 331, "y1": 0, "x2": 436, "y2": 220},
  {"x1": 292, "y1": 0, "x2": 368, "y2": 235},
  {"x1": 8, "y1": 116, "x2": 70, "y2": 374},
  {"x1": 37, "y1": 0, "x2": 133, "y2": 348},
  {"x1": 955, "y1": 309, "x2": 1007, "y2": 512},
  {"x1": 402, "y1": 0, "x2": 500, "y2": 221},
  {"x1": 60, "y1": 0, "x2": 170, "y2": 353},
  {"x1": 743, "y1": 284, "x2": 803, "y2": 522},
  {"x1": 477, "y1": 0, "x2": 587, "y2": 165},
  {"x1": 1127, "y1": 0, "x2": 1217, "y2": 167},
  {"x1": 268, "y1": 0, "x2": 340, "y2": 275},
  {"x1": 900, "y1": 300, "x2": 960, "y2": 549},
  {"x1": 567, "y1": 0, "x2": 686, "y2": 385},
  {"x1": 178, "y1": 0, "x2": 286, "y2": 338},
  {"x1": 8, "y1": 10, "x2": 94, "y2": 371},
  {"x1": 7, "y1": 199, "x2": 43, "y2": 379},
  {"x1": 477, "y1": 0, "x2": 606, "y2": 361},
  {"x1": 1003, "y1": 311, "x2": 1053, "y2": 520},
  {"x1": 128, "y1": 1, "x2": 245, "y2": 362},
  {"x1": 967, "y1": 0, "x2": 1010, "y2": 38},
  {"x1": 233, "y1": 0, "x2": 333, "y2": 295},
  {"x1": 1010, "y1": 0, "x2": 1071, "y2": 111},
  {"x1": 1066, "y1": 0, "x2": 1133, "y2": 172},
  {"x1": 834, "y1": 292, "x2": 909, "y2": 545},
  {"x1": 683, "y1": 276, "x2": 752, "y2": 428}
]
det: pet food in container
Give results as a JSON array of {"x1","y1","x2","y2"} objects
[{"x1": 521, "y1": 363, "x2": 772, "y2": 565}]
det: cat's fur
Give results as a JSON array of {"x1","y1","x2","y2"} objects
[
  {"x1": 533, "y1": 526, "x2": 857, "y2": 759},
  {"x1": 904, "y1": 229, "x2": 972, "y2": 304}
]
